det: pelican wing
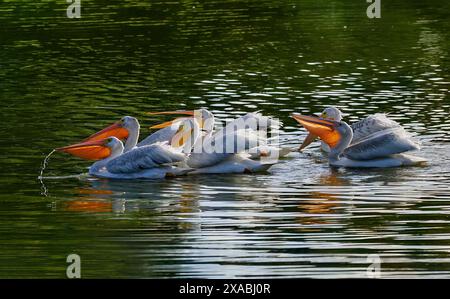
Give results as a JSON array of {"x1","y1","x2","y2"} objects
[
  {"x1": 187, "y1": 128, "x2": 265, "y2": 168},
  {"x1": 137, "y1": 122, "x2": 182, "y2": 147},
  {"x1": 351, "y1": 114, "x2": 401, "y2": 144},
  {"x1": 211, "y1": 128, "x2": 266, "y2": 154},
  {"x1": 106, "y1": 143, "x2": 186, "y2": 173},
  {"x1": 213, "y1": 112, "x2": 281, "y2": 138},
  {"x1": 345, "y1": 114, "x2": 420, "y2": 160}
]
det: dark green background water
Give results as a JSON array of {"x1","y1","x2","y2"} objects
[{"x1": 0, "y1": 0, "x2": 449, "y2": 278}]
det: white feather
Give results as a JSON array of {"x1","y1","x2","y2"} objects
[
  {"x1": 106, "y1": 143, "x2": 186, "y2": 174},
  {"x1": 345, "y1": 114, "x2": 420, "y2": 160},
  {"x1": 137, "y1": 121, "x2": 184, "y2": 147}
]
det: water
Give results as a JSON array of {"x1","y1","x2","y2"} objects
[
  {"x1": 38, "y1": 149, "x2": 56, "y2": 196},
  {"x1": 0, "y1": 0, "x2": 449, "y2": 278}
]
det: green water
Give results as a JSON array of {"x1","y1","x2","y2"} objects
[{"x1": 0, "y1": 0, "x2": 449, "y2": 278}]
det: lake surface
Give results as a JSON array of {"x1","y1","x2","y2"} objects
[{"x1": 0, "y1": 0, "x2": 449, "y2": 278}]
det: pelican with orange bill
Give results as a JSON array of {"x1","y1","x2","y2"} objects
[
  {"x1": 292, "y1": 112, "x2": 426, "y2": 168},
  {"x1": 56, "y1": 118, "x2": 201, "y2": 179}
]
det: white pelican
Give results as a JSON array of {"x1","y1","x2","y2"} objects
[
  {"x1": 292, "y1": 113, "x2": 426, "y2": 168},
  {"x1": 186, "y1": 128, "x2": 276, "y2": 174},
  {"x1": 299, "y1": 106, "x2": 421, "y2": 153},
  {"x1": 57, "y1": 119, "x2": 200, "y2": 179},
  {"x1": 149, "y1": 111, "x2": 284, "y2": 173},
  {"x1": 144, "y1": 109, "x2": 215, "y2": 146}
]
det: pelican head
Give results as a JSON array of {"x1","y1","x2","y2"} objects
[
  {"x1": 320, "y1": 107, "x2": 342, "y2": 121},
  {"x1": 292, "y1": 114, "x2": 353, "y2": 159},
  {"x1": 120, "y1": 116, "x2": 140, "y2": 133},
  {"x1": 196, "y1": 108, "x2": 215, "y2": 133},
  {"x1": 148, "y1": 108, "x2": 214, "y2": 133},
  {"x1": 57, "y1": 137, "x2": 124, "y2": 160}
]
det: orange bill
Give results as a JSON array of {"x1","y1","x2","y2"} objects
[
  {"x1": 147, "y1": 110, "x2": 206, "y2": 130},
  {"x1": 83, "y1": 122, "x2": 129, "y2": 142},
  {"x1": 292, "y1": 114, "x2": 341, "y2": 148},
  {"x1": 56, "y1": 139, "x2": 111, "y2": 160},
  {"x1": 147, "y1": 110, "x2": 195, "y2": 116},
  {"x1": 149, "y1": 117, "x2": 188, "y2": 129}
]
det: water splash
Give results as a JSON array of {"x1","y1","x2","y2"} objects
[{"x1": 38, "y1": 149, "x2": 56, "y2": 196}]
